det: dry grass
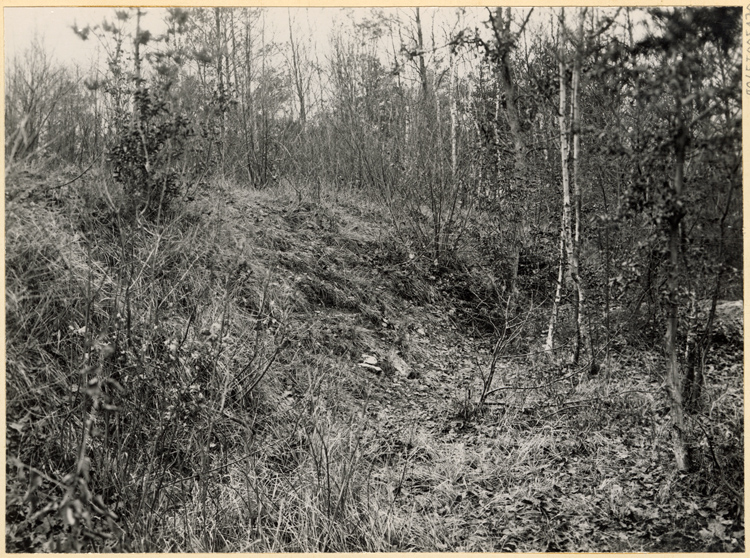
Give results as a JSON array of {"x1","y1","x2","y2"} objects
[
  {"x1": 4, "y1": 165, "x2": 421, "y2": 552},
  {"x1": 6, "y1": 163, "x2": 744, "y2": 552}
]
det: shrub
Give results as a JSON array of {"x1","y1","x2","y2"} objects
[{"x1": 107, "y1": 86, "x2": 197, "y2": 220}]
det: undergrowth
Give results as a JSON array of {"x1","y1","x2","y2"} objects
[{"x1": 5, "y1": 163, "x2": 744, "y2": 552}]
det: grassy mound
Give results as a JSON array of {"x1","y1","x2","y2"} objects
[{"x1": 5, "y1": 165, "x2": 744, "y2": 552}]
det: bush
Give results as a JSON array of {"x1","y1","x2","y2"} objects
[{"x1": 107, "y1": 86, "x2": 197, "y2": 220}]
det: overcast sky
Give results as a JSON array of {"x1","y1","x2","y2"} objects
[
  {"x1": 5, "y1": 8, "x2": 163, "y2": 68},
  {"x1": 4, "y1": 7, "x2": 643, "y2": 80},
  {"x1": 3, "y1": 6, "x2": 541, "y2": 83},
  {"x1": 4, "y1": 7, "x2": 346, "y2": 70}
]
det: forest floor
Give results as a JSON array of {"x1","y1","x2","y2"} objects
[{"x1": 5, "y1": 169, "x2": 745, "y2": 552}]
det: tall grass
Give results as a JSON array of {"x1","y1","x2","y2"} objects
[
  {"x1": 5, "y1": 163, "x2": 411, "y2": 551},
  {"x1": 6, "y1": 165, "x2": 288, "y2": 550}
]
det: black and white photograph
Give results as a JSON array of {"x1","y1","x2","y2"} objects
[{"x1": 4, "y1": 5, "x2": 744, "y2": 552}]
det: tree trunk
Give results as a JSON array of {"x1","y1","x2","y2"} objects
[
  {"x1": 683, "y1": 290, "x2": 700, "y2": 410},
  {"x1": 666, "y1": 91, "x2": 690, "y2": 472},
  {"x1": 490, "y1": 7, "x2": 530, "y2": 295},
  {"x1": 288, "y1": 8, "x2": 306, "y2": 127},
  {"x1": 243, "y1": 11, "x2": 257, "y2": 185},
  {"x1": 570, "y1": 9, "x2": 588, "y2": 366},
  {"x1": 492, "y1": 74, "x2": 505, "y2": 199},
  {"x1": 558, "y1": 8, "x2": 573, "y2": 291},
  {"x1": 449, "y1": 46, "x2": 457, "y2": 178},
  {"x1": 415, "y1": 8, "x2": 429, "y2": 99},
  {"x1": 546, "y1": 9, "x2": 573, "y2": 361},
  {"x1": 545, "y1": 221, "x2": 566, "y2": 357},
  {"x1": 684, "y1": 172, "x2": 736, "y2": 411},
  {"x1": 229, "y1": 11, "x2": 239, "y2": 91},
  {"x1": 495, "y1": 8, "x2": 528, "y2": 181},
  {"x1": 554, "y1": 8, "x2": 591, "y2": 367},
  {"x1": 215, "y1": 8, "x2": 226, "y2": 175}
]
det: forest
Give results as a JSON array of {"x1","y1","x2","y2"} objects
[{"x1": 4, "y1": 6, "x2": 744, "y2": 552}]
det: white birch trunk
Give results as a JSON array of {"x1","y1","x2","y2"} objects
[
  {"x1": 545, "y1": 223, "x2": 565, "y2": 357},
  {"x1": 558, "y1": 9, "x2": 573, "y2": 290}
]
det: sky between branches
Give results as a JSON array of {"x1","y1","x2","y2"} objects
[{"x1": 5, "y1": 7, "x2": 643, "y2": 72}]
